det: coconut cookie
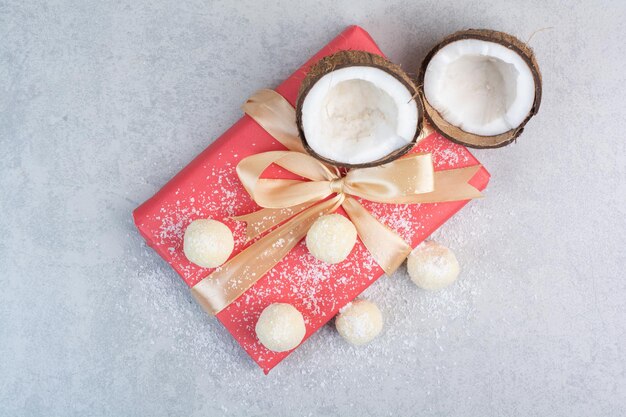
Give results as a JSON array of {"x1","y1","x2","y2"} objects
[
  {"x1": 306, "y1": 214, "x2": 357, "y2": 264},
  {"x1": 335, "y1": 299, "x2": 383, "y2": 346},
  {"x1": 296, "y1": 51, "x2": 423, "y2": 167},
  {"x1": 419, "y1": 29, "x2": 541, "y2": 148},
  {"x1": 407, "y1": 241, "x2": 459, "y2": 290},
  {"x1": 255, "y1": 303, "x2": 306, "y2": 352},
  {"x1": 183, "y1": 219, "x2": 234, "y2": 268}
]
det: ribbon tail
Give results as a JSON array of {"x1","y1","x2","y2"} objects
[
  {"x1": 232, "y1": 201, "x2": 315, "y2": 240},
  {"x1": 341, "y1": 197, "x2": 412, "y2": 275},
  {"x1": 242, "y1": 89, "x2": 305, "y2": 153},
  {"x1": 192, "y1": 196, "x2": 343, "y2": 316}
]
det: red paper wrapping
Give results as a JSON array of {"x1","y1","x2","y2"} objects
[{"x1": 133, "y1": 25, "x2": 490, "y2": 373}]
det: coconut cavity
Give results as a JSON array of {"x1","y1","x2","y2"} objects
[
  {"x1": 419, "y1": 29, "x2": 542, "y2": 148},
  {"x1": 297, "y1": 51, "x2": 422, "y2": 167}
]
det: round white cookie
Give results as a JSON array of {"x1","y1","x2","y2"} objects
[
  {"x1": 407, "y1": 240, "x2": 459, "y2": 290},
  {"x1": 255, "y1": 303, "x2": 306, "y2": 352},
  {"x1": 306, "y1": 214, "x2": 357, "y2": 264},
  {"x1": 183, "y1": 219, "x2": 234, "y2": 268},
  {"x1": 335, "y1": 299, "x2": 383, "y2": 346}
]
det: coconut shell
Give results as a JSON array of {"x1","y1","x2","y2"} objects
[
  {"x1": 296, "y1": 50, "x2": 423, "y2": 168},
  {"x1": 418, "y1": 29, "x2": 542, "y2": 148}
]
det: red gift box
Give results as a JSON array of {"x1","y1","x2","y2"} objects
[{"x1": 133, "y1": 25, "x2": 490, "y2": 373}]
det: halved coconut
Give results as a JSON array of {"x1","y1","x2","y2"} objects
[
  {"x1": 296, "y1": 51, "x2": 423, "y2": 168},
  {"x1": 419, "y1": 29, "x2": 542, "y2": 148}
]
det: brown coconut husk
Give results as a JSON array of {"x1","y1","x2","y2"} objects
[
  {"x1": 418, "y1": 29, "x2": 542, "y2": 148},
  {"x1": 296, "y1": 50, "x2": 424, "y2": 168}
]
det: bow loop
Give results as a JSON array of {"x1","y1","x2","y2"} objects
[
  {"x1": 254, "y1": 178, "x2": 334, "y2": 208},
  {"x1": 342, "y1": 154, "x2": 435, "y2": 203}
]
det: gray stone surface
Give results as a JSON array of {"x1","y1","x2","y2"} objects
[{"x1": 1, "y1": 0, "x2": 625, "y2": 415}]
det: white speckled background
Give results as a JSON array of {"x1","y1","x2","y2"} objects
[{"x1": 1, "y1": 1, "x2": 625, "y2": 416}]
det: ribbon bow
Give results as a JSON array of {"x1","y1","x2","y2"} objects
[{"x1": 192, "y1": 89, "x2": 482, "y2": 315}]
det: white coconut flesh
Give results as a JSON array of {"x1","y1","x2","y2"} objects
[
  {"x1": 300, "y1": 66, "x2": 419, "y2": 165},
  {"x1": 423, "y1": 39, "x2": 536, "y2": 136}
]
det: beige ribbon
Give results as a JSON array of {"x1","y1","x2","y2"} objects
[{"x1": 192, "y1": 89, "x2": 482, "y2": 315}]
